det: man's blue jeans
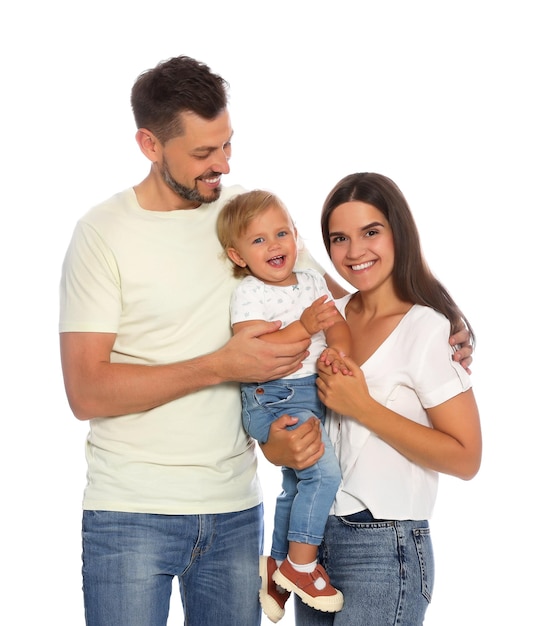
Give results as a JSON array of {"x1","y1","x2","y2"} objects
[
  {"x1": 241, "y1": 374, "x2": 341, "y2": 561},
  {"x1": 82, "y1": 505, "x2": 263, "y2": 626},
  {"x1": 294, "y1": 510, "x2": 435, "y2": 625}
]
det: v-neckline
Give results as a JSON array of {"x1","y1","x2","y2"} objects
[{"x1": 342, "y1": 296, "x2": 416, "y2": 368}]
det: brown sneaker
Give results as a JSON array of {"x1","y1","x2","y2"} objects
[
  {"x1": 259, "y1": 556, "x2": 291, "y2": 623},
  {"x1": 272, "y1": 559, "x2": 344, "y2": 613}
]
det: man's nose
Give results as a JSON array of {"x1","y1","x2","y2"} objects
[{"x1": 213, "y1": 146, "x2": 231, "y2": 174}]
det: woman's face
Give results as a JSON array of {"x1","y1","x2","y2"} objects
[{"x1": 327, "y1": 201, "x2": 395, "y2": 294}]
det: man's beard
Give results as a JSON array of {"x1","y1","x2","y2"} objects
[{"x1": 160, "y1": 158, "x2": 221, "y2": 204}]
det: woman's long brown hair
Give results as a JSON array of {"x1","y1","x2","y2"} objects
[{"x1": 321, "y1": 172, "x2": 475, "y2": 344}]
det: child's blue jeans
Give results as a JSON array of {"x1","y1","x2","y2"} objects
[{"x1": 241, "y1": 374, "x2": 341, "y2": 560}]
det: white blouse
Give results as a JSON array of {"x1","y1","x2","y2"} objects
[{"x1": 328, "y1": 299, "x2": 472, "y2": 520}]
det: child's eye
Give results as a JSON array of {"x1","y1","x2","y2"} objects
[
  {"x1": 277, "y1": 231, "x2": 288, "y2": 238},
  {"x1": 252, "y1": 237, "x2": 265, "y2": 244}
]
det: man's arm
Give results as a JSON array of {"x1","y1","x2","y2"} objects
[
  {"x1": 61, "y1": 321, "x2": 310, "y2": 421},
  {"x1": 324, "y1": 273, "x2": 348, "y2": 299}
]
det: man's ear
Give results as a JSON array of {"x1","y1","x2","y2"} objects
[
  {"x1": 227, "y1": 247, "x2": 247, "y2": 268},
  {"x1": 135, "y1": 128, "x2": 159, "y2": 162}
]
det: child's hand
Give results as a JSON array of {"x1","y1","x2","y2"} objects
[
  {"x1": 319, "y1": 348, "x2": 353, "y2": 376},
  {"x1": 300, "y1": 295, "x2": 341, "y2": 336}
]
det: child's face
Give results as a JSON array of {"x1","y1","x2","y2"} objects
[{"x1": 227, "y1": 204, "x2": 299, "y2": 286}]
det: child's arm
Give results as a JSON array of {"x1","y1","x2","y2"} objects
[
  {"x1": 232, "y1": 319, "x2": 308, "y2": 343},
  {"x1": 232, "y1": 295, "x2": 340, "y2": 344},
  {"x1": 322, "y1": 317, "x2": 353, "y2": 375}
]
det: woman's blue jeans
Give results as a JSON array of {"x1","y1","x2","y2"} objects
[
  {"x1": 294, "y1": 510, "x2": 435, "y2": 625},
  {"x1": 82, "y1": 505, "x2": 263, "y2": 626},
  {"x1": 241, "y1": 375, "x2": 341, "y2": 560}
]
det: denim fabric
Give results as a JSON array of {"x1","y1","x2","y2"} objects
[
  {"x1": 82, "y1": 505, "x2": 263, "y2": 626},
  {"x1": 241, "y1": 375, "x2": 341, "y2": 559},
  {"x1": 294, "y1": 511, "x2": 435, "y2": 625}
]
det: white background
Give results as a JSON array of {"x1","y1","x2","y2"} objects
[{"x1": 2, "y1": 1, "x2": 531, "y2": 624}]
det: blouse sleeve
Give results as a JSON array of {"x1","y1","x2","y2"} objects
[{"x1": 413, "y1": 310, "x2": 472, "y2": 409}]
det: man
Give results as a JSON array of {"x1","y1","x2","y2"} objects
[
  {"x1": 60, "y1": 55, "x2": 327, "y2": 626},
  {"x1": 60, "y1": 56, "x2": 472, "y2": 626}
]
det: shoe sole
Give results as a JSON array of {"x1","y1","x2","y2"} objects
[
  {"x1": 259, "y1": 556, "x2": 285, "y2": 623},
  {"x1": 273, "y1": 568, "x2": 344, "y2": 613}
]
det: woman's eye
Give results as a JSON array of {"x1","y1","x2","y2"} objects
[{"x1": 331, "y1": 236, "x2": 346, "y2": 244}]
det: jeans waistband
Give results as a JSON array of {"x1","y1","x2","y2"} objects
[
  {"x1": 342, "y1": 509, "x2": 381, "y2": 523},
  {"x1": 241, "y1": 374, "x2": 318, "y2": 389}
]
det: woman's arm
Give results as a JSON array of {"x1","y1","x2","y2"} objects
[{"x1": 316, "y1": 356, "x2": 482, "y2": 480}]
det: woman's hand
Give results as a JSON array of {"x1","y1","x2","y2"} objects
[
  {"x1": 319, "y1": 347, "x2": 352, "y2": 376},
  {"x1": 316, "y1": 355, "x2": 372, "y2": 418}
]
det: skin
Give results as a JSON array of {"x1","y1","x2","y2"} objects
[
  {"x1": 316, "y1": 201, "x2": 482, "y2": 480},
  {"x1": 134, "y1": 110, "x2": 233, "y2": 211}
]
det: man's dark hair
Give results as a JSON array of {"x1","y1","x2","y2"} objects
[{"x1": 131, "y1": 55, "x2": 229, "y2": 144}]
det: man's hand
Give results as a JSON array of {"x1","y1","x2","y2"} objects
[
  {"x1": 450, "y1": 327, "x2": 473, "y2": 374},
  {"x1": 219, "y1": 320, "x2": 311, "y2": 383},
  {"x1": 260, "y1": 415, "x2": 324, "y2": 470}
]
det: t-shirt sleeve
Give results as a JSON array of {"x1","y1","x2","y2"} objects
[
  {"x1": 230, "y1": 278, "x2": 268, "y2": 326},
  {"x1": 59, "y1": 221, "x2": 122, "y2": 333}
]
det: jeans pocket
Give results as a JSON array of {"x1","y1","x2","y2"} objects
[
  {"x1": 413, "y1": 527, "x2": 435, "y2": 603},
  {"x1": 253, "y1": 382, "x2": 294, "y2": 407}
]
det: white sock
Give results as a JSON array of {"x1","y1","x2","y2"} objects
[
  {"x1": 287, "y1": 556, "x2": 326, "y2": 590},
  {"x1": 287, "y1": 556, "x2": 316, "y2": 573}
]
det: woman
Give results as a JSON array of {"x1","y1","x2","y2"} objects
[{"x1": 294, "y1": 172, "x2": 482, "y2": 625}]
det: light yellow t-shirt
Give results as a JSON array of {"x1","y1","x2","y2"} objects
[{"x1": 60, "y1": 185, "x2": 323, "y2": 515}]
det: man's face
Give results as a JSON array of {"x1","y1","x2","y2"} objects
[{"x1": 158, "y1": 109, "x2": 233, "y2": 208}]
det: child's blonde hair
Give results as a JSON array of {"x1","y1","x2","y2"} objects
[{"x1": 217, "y1": 189, "x2": 292, "y2": 278}]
